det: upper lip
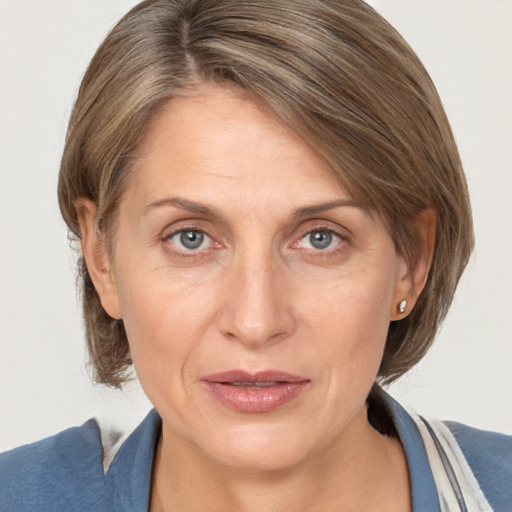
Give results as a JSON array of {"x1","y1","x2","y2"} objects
[{"x1": 201, "y1": 370, "x2": 309, "y2": 384}]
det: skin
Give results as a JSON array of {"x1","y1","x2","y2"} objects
[{"x1": 77, "y1": 86, "x2": 435, "y2": 511}]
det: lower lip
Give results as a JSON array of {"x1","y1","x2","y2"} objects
[{"x1": 203, "y1": 381, "x2": 309, "y2": 413}]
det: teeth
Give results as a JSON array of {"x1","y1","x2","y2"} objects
[{"x1": 231, "y1": 381, "x2": 280, "y2": 387}]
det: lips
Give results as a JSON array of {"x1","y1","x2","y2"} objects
[{"x1": 201, "y1": 370, "x2": 310, "y2": 413}]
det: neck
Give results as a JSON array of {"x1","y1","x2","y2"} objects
[{"x1": 150, "y1": 407, "x2": 410, "y2": 512}]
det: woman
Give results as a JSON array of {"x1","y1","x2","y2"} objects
[{"x1": 0, "y1": 0, "x2": 510, "y2": 510}]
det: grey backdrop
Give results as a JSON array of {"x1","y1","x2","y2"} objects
[{"x1": 1, "y1": 0, "x2": 511, "y2": 451}]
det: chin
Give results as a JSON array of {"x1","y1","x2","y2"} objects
[{"x1": 199, "y1": 424, "x2": 314, "y2": 473}]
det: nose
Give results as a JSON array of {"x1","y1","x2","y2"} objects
[{"x1": 217, "y1": 249, "x2": 296, "y2": 349}]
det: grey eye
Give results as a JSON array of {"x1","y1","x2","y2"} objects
[
  {"x1": 170, "y1": 230, "x2": 210, "y2": 250},
  {"x1": 299, "y1": 230, "x2": 340, "y2": 250},
  {"x1": 180, "y1": 230, "x2": 204, "y2": 249},
  {"x1": 309, "y1": 231, "x2": 333, "y2": 249}
]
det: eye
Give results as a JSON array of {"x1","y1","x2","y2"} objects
[
  {"x1": 299, "y1": 229, "x2": 341, "y2": 250},
  {"x1": 167, "y1": 229, "x2": 212, "y2": 251}
]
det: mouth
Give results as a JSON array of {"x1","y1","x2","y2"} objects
[{"x1": 201, "y1": 370, "x2": 310, "y2": 413}]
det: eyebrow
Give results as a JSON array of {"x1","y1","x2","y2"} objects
[
  {"x1": 143, "y1": 197, "x2": 221, "y2": 218},
  {"x1": 292, "y1": 199, "x2": 366, "y2": 217},
  {"x1": 143, "y1": 196, "x2": 366, "y2": 219}
]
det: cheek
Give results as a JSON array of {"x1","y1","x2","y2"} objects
[
  {"x1": 114, "y1": 266, "x2": 216, "y2": 380},
  {"x1": 302, "y1": 265, "x2": 397, "y2": 378},
  {"x1": 306, "y1": 268, "x2": 395, "y2": 337}
]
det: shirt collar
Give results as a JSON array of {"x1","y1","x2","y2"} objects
[{"x1": 105, "y1": 392, "x2": 441, "y2": 511}]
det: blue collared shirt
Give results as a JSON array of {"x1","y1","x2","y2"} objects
[{"x1": 1, "y1": 393, "x2": 510, "y2": 511}]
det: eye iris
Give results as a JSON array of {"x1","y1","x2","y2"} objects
[
  {"x1": 180, "y1": 230, "x2": 204, "y2": 249},
  {"x1": 310, "y1": 231, "x2": 332, "y2": 249}
]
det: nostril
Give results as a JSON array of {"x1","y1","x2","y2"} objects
[{"x1": 216, "y1": 258, "x2": 296, "y2": 347}]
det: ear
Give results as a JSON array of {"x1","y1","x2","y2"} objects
[
  {"x1": 390, "y1": 209, "x2": 436, "y2": 320},
  {"x1": 75, "y1": 198, "x2": 122, "y2": 320}
]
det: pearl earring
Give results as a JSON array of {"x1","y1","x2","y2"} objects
[{"x1": 398, "y1": 300, "x2": 407, "y2": 314}]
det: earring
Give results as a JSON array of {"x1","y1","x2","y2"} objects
[{"x1": 398, "y1": 300, "x2": 407, "y2": 314}]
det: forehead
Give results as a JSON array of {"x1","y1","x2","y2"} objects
[{"x1": 129, "y1": 86, "x2": 351, "y2": 209}]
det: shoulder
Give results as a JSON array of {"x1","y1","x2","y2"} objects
[
  {"x1": 444, "y1": 420, "x2": 512, "y2": 511},
  {"x1": 0, "y1": 420, "x2": 107, "y2": 511},
  {"x1": 0, "y1": 410, "x2": 161, "y2": 512},
  {"x1": 377, "y1": 388, "x2": 512, "y2": 511}
]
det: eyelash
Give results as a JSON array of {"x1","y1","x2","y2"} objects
[
  {"x1": 162, "y1": 227, "x2": 217, "y2": 259},
  {"x1": 291, "y1": 226, "x2": 347, "y2": 256},
  {"x1": 161, "y1": 224, "x2": 349, "y2": 260}
]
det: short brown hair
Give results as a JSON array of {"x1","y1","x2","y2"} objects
[{"x1": 58, "y1": 0, "x2": 473, "y2": 387}]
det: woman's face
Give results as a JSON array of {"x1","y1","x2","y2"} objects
[{"x1": 99, "y1": 87, "x2": 412, "y2": 470}]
